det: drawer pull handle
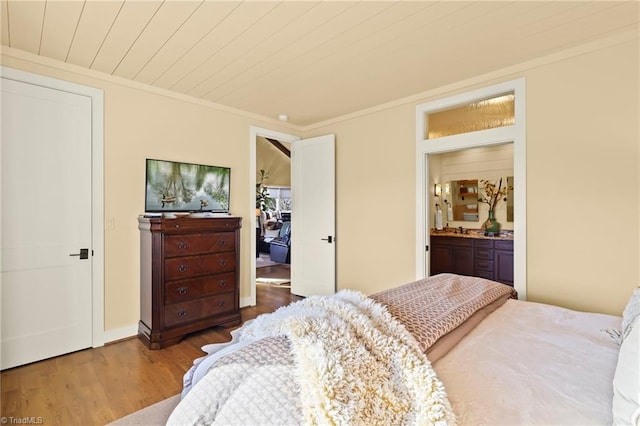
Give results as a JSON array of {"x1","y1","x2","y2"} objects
[
  {"x1": 217, "y1": 239, "x2": 226, "y2": 246},
  {"x1": 218, "y1": 259, "x2": 226, "y2": 266},
  {"x1": 177, "y1": 242, "x2": 187, "y2": 250},
  {"x1": 177, "y1": 286, "x2": 188, "y2": 295},
  {"x1": 178, "y1": 264, "x2": 188, "y2": 273},
  {"x1": 218, "y1": 280, "x2": 226, "y2": 287},
  {"x1": 217, "y1": 301, "x2": 225, "y2": 307},
  {"x1": 177, "y1": 309, "x2": 186, "y2": 317}
]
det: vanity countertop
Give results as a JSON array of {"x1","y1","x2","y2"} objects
[{"x1": 430, "y1": 228, "x2": 514, "y2": 240}]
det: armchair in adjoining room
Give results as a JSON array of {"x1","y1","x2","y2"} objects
[
  {"x1": 258, "y1": 217, "x2": 281, "y2": 254},
  {"x1": 269, "y1": 221, "x2": 291, "y2": 264}
]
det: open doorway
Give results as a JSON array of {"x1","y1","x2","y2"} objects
[
  {"x1": 248, "y1": 127, "x2": 300, "y2": 307},
  {"x1": 255, "y1": 137, "x2": 292, "y2": 289},
  {"x1": 415, "y1": 78, "x2": 527, "y2": 298}
]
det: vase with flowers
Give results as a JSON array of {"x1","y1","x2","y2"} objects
[{"x1": 478, "y1": 178, "x2": 511, "y2": 236}]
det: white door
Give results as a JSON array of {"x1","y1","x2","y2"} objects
[
  {"x1": 290, "y1": 134, "x2": 335, "y2": 297},
  {"x1": 1, "y1": 78, "x2": 93, "y2": 369}
]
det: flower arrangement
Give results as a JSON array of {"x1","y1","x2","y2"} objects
[{"x1": 478, "y1": 178, "x2": 511, "y2": 211}]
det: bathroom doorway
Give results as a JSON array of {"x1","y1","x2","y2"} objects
[{"x1": 415, "y1": 78, "x2": 527, "y2": 298}]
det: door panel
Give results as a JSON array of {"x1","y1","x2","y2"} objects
[
  {"x1": 1, "y1": 78, "x2": 93, "y2": 369},
  {"x1": 290, "y1": 134, "x2": 335, "y2": 297}
]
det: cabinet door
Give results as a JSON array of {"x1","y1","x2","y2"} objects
[
  {"x1": 495, "y1": 250, "x2": 514, "y2": 286},
  {"x1": 430, "y1": 245, "x2": 453, "y2": 275},
  {"x1": 430, "y1": 237, "x2": 473, "y2": 277},
  {"x1": 453, "y1": 247, "x2": 474, "y2": 277}
]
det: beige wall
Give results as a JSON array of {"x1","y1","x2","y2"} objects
[
  {"x1": 1, "y1": 50, "x2": 296, "y2": 332},
  {"x1": 525, "y1": 40, "x2": 639, "y2": 313},
  {"x1": 256, "y1": 136, "x2": 291, "y2": 187},
  {"x1": 2, "y1": 33, "x2": 638, "y2": 337},
  {"x1": 304, "y1": 38, "x2": 639, "y2": 316},
  {"x1": 309, "y1": 104, "x2": 421, "y2": 294}
]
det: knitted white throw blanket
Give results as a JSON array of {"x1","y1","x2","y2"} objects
[{"x1": 241, "y1": 290, "x2": 457, "y2": 425}]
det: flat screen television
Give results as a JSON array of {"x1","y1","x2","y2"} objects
[{"x1": 145, "y1": 158, "x2": 230, "y2": 213}]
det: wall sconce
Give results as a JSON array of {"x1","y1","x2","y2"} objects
[
  {"x1": 444, "y1": 183, "x2": 450, "y2": 195},
  {"x1": 434, "y1": 183, "x2": 442, "y2": 197}
]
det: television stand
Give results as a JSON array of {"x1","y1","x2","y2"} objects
[{"x1": 137, "y1": 216, "x2": 242, "y2": 349}]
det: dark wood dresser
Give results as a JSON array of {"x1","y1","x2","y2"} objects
[{"x1": 138, "y1": 216, "x2": 242, "y2": 349}]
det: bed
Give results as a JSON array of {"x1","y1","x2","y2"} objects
[{"x1": 165, "y1": 273, "x2": 639, "y2": 426}]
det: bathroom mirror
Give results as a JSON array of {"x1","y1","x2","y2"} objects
[{"x1": 449, "y1": 179, "x2": 479, "y2": 222}]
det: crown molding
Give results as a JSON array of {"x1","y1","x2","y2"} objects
[
  {"x1": 301, "y1": 26, "x2": 639, "y2": 132},
  {"x1": 2, "y1": 25, "x2": 637, "y2": 134},
  {"x1": 0, "y1": 46, "x2": 304, "y2": 133}
]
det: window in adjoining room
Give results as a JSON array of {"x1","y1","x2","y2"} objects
[{"x1": 266, "y1": 186, "x2": 291, "y2": 214}]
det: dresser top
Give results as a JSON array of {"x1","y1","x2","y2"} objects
[{"x1": 138, "y1": 215, "x2": 242, "y2": 232}]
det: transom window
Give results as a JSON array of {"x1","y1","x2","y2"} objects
[{"x1": 425, "y1": 93, "x2": 515, "y2": 139}]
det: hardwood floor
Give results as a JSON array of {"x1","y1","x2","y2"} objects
[
  {"x1": 256, "y1": 262, "x2": 290, "y2": 280},
  {"x1": 0, "y1": 285, "x2": 301, "y2": 425}
]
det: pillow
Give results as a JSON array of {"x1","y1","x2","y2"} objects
[
  {"x1": 622, "y1": 287, "x2": 640, "y2": 339},
  {"x1": 612, "y1": 287, "x2": 640, "y2": 426},
  {"x1": 263, "y1": 229, "x2": 280, "y2": 239}
]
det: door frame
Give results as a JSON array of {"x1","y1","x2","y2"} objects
[
  {"x1": 1, "y1": 66, "x2": 106, "y2": 346},
  {"x1": 415, "y1": 78, "x2": 527, "y2": 298},
  {"x1": 247, "y1": 126, "x2": 300, "y2": 307}
]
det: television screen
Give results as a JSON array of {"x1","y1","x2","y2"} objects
[{"x1": 145, "y1": 158, "x2": 230, "y2": 213}]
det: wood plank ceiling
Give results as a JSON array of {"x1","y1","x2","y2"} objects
[{"x1": 1, "y1": 1, "x2": 638, "y2": 126}]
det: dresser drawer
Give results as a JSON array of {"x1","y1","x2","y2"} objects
[
  {"x1": 163, "y1": 292, "x2": 236, "y2": 328},
  {"x1": 165, "y1": 252, "x2": 236, "y2": 280},
  {"x1": 165, "y1": 272, "x2": 235, "y2": 304},
  {"x1": 160, "y1": 218, "x2": 240, "y2": 232},
  {"x1": 164, "y1": 233, "x2": 235, "y2": 257}
]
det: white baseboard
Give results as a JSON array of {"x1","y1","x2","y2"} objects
[
  {"x1": 240, "y1": 296, "x2": 255, "y2": 308},
  {"x1": 98, "y1": 324, "x2": 138, "y2": 346},
  {"x1": 97, "y1": 302, "x2": 261, "y2": 346}
]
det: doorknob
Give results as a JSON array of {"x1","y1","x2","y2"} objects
[
  {"x1": 321, "y1": 236, "x2": 333, "y2": 243},
  {"x1": 69, "y1": 248, "x2": 89, "y2": 260}
]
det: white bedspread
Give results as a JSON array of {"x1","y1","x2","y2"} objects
[
  {"x1": 168, "y1": 290, "x2": 456, "y2": 425},
  {"x1": 433, "y1": 299, "x2": 622, "y2": 425}
]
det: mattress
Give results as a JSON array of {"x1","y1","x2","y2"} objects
[
  {"x1": 170, "y1": 275, "x2": 625, "y2": 425},
  {"x1": 433, "y1": 299, "x2": 622, "y2": 425}
]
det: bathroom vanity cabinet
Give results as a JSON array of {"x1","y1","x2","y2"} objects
[{"x1": 430, "y1": 234, "x2": 514, "y2": 286}]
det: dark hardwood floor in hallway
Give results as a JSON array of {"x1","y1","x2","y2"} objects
[
  {"x1": 256, "y1": 261, "x2": 290, "y2": 280},
  {"x1": 0, "y1": 285, "x2": 302, "y2": 426}
]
